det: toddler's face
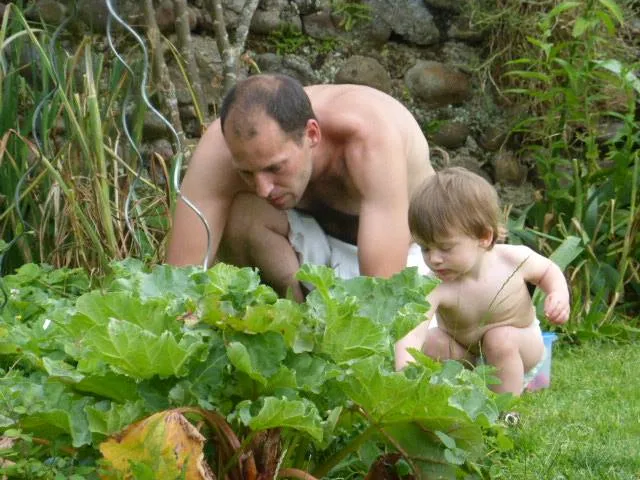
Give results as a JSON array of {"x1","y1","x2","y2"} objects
[{"x1": 419, "y1": 231, "x2": 490, "y2": 282}]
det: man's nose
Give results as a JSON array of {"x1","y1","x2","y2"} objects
[{"x1": 254, "y1": 173, "x2": 273, "y2": 198}]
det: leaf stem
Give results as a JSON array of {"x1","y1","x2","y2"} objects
[
  {"x1": 311, "y1": 424, "x2": 377, "y2": 479},
  {"x1": 278, "y1": 468, "x2": 319, "y2": 480}
]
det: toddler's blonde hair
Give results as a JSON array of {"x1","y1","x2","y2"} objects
[{"x1": 409, "y1": 167, "x2": 504, "y2": 248}]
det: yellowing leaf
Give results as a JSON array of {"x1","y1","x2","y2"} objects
[{"x1": 99, "y1": 409, "x2": 214, "y2": 480}]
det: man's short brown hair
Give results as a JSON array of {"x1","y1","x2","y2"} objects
[
  {"x1": 409, "y1": 167, "x2": 503, "y2": 248},
  {"x1": 219, "y1": 74, "x2": 316, "y2": 144}
]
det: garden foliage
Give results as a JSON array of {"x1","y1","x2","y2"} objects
[
  {"x1": 472, "y1": 0, "x2": 640, "y2": 334},
  {"x1": 0, "y1": 261, "x2": 512, "y2": 479}
]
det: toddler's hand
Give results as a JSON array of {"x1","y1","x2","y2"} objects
[{"x1": 544, "y1": 292, "x2": 570, "y2": 324}]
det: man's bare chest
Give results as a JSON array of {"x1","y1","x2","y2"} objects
[
  {"x1": 301, "y1": 175, "x2": 361, "y2": 213},
  {"x1": 297, "y1": 178, "x2": 362, "y2": 245}
]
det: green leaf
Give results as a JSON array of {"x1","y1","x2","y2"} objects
[
  {"x1": 75, "y1": 372, "x2": 140, "y2": 403},
  {"x1": 244, "y1": 397, "x2": 324, "y2": 442},
  {"x1": 42, "y1": 357, "x2": 85, "y2": 383},
  {"x1": 322, "y1": 308, "x2": 388, "y2": 363},
  {"x1": 504, "y1": 70, "x2": 552, "y2": 83},
  {"x1": 338, "y1": 356, "x2": 465, "y2": 425},
  {"x1": 110, "y1": 261, "x2": 202, "y2": 301},
  {"x1": 435, "y1": 430, "x2": 457, "y2": 449},
  {"x1": 286, "y1": 354, "x2": 341, "y2": 394},
  {"x1": 85, "y1": 400, "x2": 148, "y2": 437},
  {"x1": 443, "y1": 447, "x2": 467, "y2": 465},
  {"x1": 449, "y1": 386, "x2": 500, "y2": 423},
  {"x1": 548, "y1": 1, "x2": 581, "y2": 19},
  {"x1": 170, "y1": 332, "x2": 228, "y2": 406},
  {"x1": 219, "y1": 300, "x2": 314, "y2": 353},
  {"x1": 61, "y1": 291, "x2": 206, "y2": 379},
  {"x1": 383, "y1": 423, "x2": 457, "y2": 479},
  {"x1": 572, "y1": 17, "x2": 590, "y2": 37},
  {"x1": 595, "y1": 59, "x2": 640, "y2": 94},
  {"x1": 296, "y1": 264, "x2": 337, "y2": 297},
  {"x1": 597, "y1": 0, "x2": 623, "y2": 23},
  {"x1": 205, "y1": 263, "x2": 278, "y2": 311},
  {"x1": 226, "y1": 332, "x2": 287, "y2": 385}
]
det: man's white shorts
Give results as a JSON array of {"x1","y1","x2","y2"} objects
[{"x1": 287, "y1": 209, "x2": 432, "y2": 279}]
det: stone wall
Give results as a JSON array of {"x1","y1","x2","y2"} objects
[{"x1": 15, "y1": 0, "x2": 640, "y2": 206}]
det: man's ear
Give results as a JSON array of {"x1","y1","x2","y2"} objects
[{"x1": 306, "y1": 119, "x2": 321, "y2": 147}]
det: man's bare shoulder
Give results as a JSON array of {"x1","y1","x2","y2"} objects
[{"x1": 182, "y1": 120, "x2": 245, "y2": 198}]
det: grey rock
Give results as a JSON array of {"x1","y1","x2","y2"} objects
[
  {"x1": 255, "y1": 53, "x2": 321, "y2": 85},
  {"x1": 427, "y1": 121, "x2": 469, "y2": 149},
  {"x1": 251, "y1": 0, "x2": 302, "y2": 35},
  {"x1": 155, "y1": 0, "x2": 176, "y2": 33},
  {"x1": 447, "y1": 15, "x2": 485, "y2": 43},
  {"x1": 440, "y1": 41, "x2": 481, "y2": 74},
  {"x1": 423, "y1": 0, "x2": 465, "y2": 12},
  {"x1": 446, "y1": 153, "x2": 490, "y2": 182},
  {"x1": 405, "y1": 60, "x2": 472, "y2": 107},
  {"x1": 33, "y1": 0, "x2": 67, "y2": 25},
  {"x1": 335, "y1": 55, "x2": 392, "y2": 93},
  {"x1": 293, "y1": 0, "x2": 329, "y2": 15},
  {"x1": 478, "y1": 124, "x2": 508, "y2": 152},
  {"x1": 493, "y1": 149, "x2": 528, "y2": 186},
  {"x1": 302, "y1": 8, "x2": 343, "y2": 40},
  {"x1": 364, "y1": 0, "x2": 439, "y2": 46},
  {"x1": 496, "y1": 183, "x2": 538, "y2": 209}
]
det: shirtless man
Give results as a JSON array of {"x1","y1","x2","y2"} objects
[
  {"x1": 166, "y1": 74, "x2": 435, "y2": 301},
  {"x1": 395, "y1": 167, "x2": 570, "y2": 395}
]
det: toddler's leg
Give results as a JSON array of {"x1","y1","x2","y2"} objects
[
  {"x1": 423, "y1": 328, "x2": 474, "y2": 364},
  {"x1": 482, "y1": 324, "x2": 544, "y2": 395}
]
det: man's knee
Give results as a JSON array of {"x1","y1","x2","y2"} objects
[{"x1": 224, "y1": 194, "x2": 288, "y2": 240}]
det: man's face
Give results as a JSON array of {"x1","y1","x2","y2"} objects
[{"x1": 226, "y1": 113, "x2": 316, "y2": 210}]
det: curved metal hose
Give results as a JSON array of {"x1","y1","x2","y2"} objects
[{"x1": 105, "y1": 0, "x2": 212, "y2": 270}]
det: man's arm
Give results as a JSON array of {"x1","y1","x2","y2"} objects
[
  {"x1": 505, "y1": 245, "x2": 571, "y2": 324},
  {"x1": 166, "y1": 120, "x2": 244, "y2": 267},
  {"x1": 347, "y1": 127, "x2": 413, "y2": 277}
]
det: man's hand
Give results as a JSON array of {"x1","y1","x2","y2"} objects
[{"x1": 543, "y1": 291, "x2": 570, "y2": 324}]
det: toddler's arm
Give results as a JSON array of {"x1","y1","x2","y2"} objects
[
  {"x1": 538, "y1": 261, "x2": 571, "y2": 324},
  {"x1": 507, "y1": 245, "x2": 570, "y2": 324},
  {"x1": 394, "y1": 318, "x2": 434, "y2": 370},
  {"x1": 394, "y1": 292, "x2": 438, "y2": 370}
]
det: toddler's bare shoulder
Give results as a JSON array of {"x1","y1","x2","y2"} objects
[{"x1": 494, "y1": 244, "x2": 537, "y2": 265}]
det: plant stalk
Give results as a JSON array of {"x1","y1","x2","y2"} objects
[{"x1": 311, "y1": 425, "x2": 377, "y2": 479}]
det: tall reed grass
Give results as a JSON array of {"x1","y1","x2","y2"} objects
[{"x1": 0, "y1": 4, "x2": 172, "y2": 275}]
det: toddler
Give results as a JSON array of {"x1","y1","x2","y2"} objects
[{"x1": 395, "y1": 167, "x2": 570, "y2": 395}]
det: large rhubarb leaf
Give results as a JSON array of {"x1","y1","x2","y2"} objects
[
  {"x1": 338, "y1": 355, "x2": 463, "y2": 425},
  {"x1": 108, "y1": 258, "x2": 203, "y2": 301},
  {"x1": 226, "y1": 331, "x2": 287, "y2": 385},
  {"x1": 236, "y1": 397, "x2": 325, "y2": 442},
  {"x1": 62, "y1": 291, "x2": 207, "y2": 379},
  {"x1": 100, "y1": 409, "x2": 214, "y2": 480}
]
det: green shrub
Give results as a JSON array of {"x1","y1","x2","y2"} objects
[{"x1": 497, "y1": 0, "x2": 640, "y2": 336}]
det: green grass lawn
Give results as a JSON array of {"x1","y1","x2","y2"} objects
[{"x1": 490, "y1": 341, "x2": 640, "y2": 479}]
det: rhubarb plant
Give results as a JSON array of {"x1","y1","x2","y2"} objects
[{"x1": 0, "y1": 260, "x2": 513, "y2": 479}]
